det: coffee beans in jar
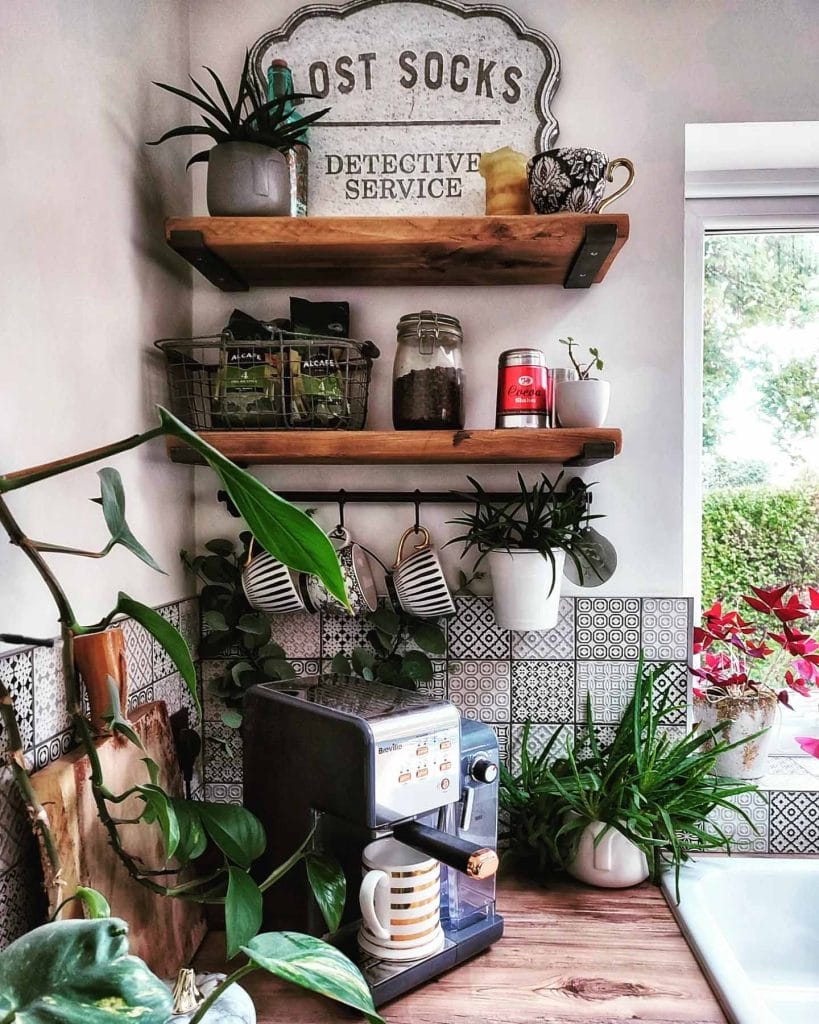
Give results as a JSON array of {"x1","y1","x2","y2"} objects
[{"x1": 392, "y1": 311, "x2": 465, "y2": 430}]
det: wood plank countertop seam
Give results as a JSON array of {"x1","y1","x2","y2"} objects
[{"x1": 193, "y1": 876, "x2": 725, "y2": 1024}]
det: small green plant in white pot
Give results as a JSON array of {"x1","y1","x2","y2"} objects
[
  {"x1": 448, "y1": 473, "x2": 601, "y2": 631},
  {"x1": 149, "y1": 52, "x2": 329, "y2": 216},
  {"x1": 555, "y1": 337, "x2": 610, "y2": 428}
]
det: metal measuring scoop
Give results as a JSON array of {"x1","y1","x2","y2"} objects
[{"x1": 563, "y1": 480, "x2": 618, "y2": 587}]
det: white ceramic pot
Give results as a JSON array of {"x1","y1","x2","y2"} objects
[
  {"x1": 487, "y1": 548, "x2": 565, "y2": 631},
  {"x1": 207, "y1": 142, "x2": 290, "y2": 216},
  {"x1": 567, "y1": 818, "x2": 649, "y2": 889},
  {"x1": 555, "y1": 379, "x2": 610, "y2": 428},
  {"x1": 693, "y1": 691, "x2": 777, "y2": 779}
]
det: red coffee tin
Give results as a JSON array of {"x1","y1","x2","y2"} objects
[{"x1": 496, "y1": 349, "x2": 551, "y2": 427}]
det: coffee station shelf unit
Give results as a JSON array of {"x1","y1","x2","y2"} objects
[
  {"x1": 164, "y1": 213, "x2": 629, "y2": 290},
  {"x1": 165, "y1": 427, "x2": 622, "y2": 467}
]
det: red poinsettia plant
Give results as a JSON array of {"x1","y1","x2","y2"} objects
[{"x1": 692, "y1": 586, "x2": 819, "y2": 724}]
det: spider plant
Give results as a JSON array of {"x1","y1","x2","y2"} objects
[
  {"x1": 500, "y1": 655, "x2": 763, "y2": 900},
  {"x1": 149, "y1": 51, "x2": 330, "y2": 168},
  {"x1": 447, "y1": 471, "x2": 603, "y2": 588}
]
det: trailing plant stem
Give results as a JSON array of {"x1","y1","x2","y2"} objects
[{"x1": 189, "y1": 964, "x2": 257, "y2": 1024}]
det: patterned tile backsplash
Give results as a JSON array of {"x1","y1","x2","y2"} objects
[
  {"x1": 3, "y1": 593, "x2": 818, "y2": 951},
  {"x1": 0, "y1": 597, "x2": 199, "y2": 949}
]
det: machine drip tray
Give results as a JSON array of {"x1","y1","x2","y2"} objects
[{"x1": 337, "y1": 911, "x2": 504, "y2": 1006}]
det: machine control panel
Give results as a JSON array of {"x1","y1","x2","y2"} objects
[{"x1": 374, "y1": 725, "x2": 461, "y2": 822}]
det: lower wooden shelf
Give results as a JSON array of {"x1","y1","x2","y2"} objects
[{"x1": 166, "y1": 427, "x2": 622, "y2": 466}]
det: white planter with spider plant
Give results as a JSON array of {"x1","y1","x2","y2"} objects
[
  {"x1": 448, "y1": 473, "x2": 603, "y2": 631},
  {"x1": 554, "y1": 337, "x2": 610, "y2": 429},
  {"x1": 149, "y1": 52, "x2": 329, "y2": 216}
]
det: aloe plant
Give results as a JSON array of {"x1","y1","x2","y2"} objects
[{"x1": 149, "y1": 51, "x2": 329, "y2": 168}]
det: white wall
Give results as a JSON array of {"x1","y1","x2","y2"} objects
[
  {"x1": 179, "y1": 0, "x2": 817, "y2": 597},
  {"x1": 0, "y1": 0, "x2": 195, "y2": 642}
]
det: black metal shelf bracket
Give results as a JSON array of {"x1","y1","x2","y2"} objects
[
  {"x1": 563, "y1": 440, "x2": 618, "y2": 467},
  {"x1": 168, "y1": 230, "x2": 248, "y2": 292},
  {"x1": 563, "y1": 222, "x2": 619, "y2": 289}
]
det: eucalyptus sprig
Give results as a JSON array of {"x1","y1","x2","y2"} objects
[
  {"x1": 559, "y1": 336, "x2": 604, "y2": 380},
  {"x1": 447, "y1": 472, "x2": 603, "y2": 589},
  {"x1": 331, "y1": 606, "x2": 446, "y2": 690},
  {"x1": 149, "y1": 50, "x2": 330, "y2": 168}
]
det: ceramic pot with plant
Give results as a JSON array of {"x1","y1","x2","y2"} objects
[
  {"x1": 554, "y1": 337, "x2": 610, "y2": 428},
  {"x1": 500, "y1": 657, "x2": 759, "y2": 899},
  {"x1": 448, "y1": 472, "x2": 602, "y2": 631},
  {"x1": 692, "y1": 585, "x2": 819, "y2": 778},
  {"x1": 149, "y1": 51, "x2": 329, "y2": 216}
]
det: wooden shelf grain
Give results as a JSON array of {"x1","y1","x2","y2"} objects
[
  {"x1": 193, "y1": 875, "x2": 726, "y2": 1024},
  {"x1": 164, "y1": 213, "x2": 629, "y2": 290},
  {"x1": 165, "y1": 427, "x2": 622, "y2": 467}
]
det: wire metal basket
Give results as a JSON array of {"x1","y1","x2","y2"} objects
[{"x1": 155, "y1": 330, "x2": 379, "y2": 431}]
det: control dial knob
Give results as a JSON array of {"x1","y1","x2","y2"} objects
[{"x1": 470, "y1": 756, "x2": 498, "y2": 784}]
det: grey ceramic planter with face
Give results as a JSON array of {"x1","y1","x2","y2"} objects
[{"x1": 206, "y1": 142, "x2": 290, "y2": 216}]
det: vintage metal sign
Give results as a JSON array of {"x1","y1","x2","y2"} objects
[{"x1": 250, "y1": 0, "x2": 560, "y2": 215}]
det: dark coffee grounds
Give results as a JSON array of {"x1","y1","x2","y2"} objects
[{"x1": 393, "y1": 366, "x2": 464, "y2": 430}]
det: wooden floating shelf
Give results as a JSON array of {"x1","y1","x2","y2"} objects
[
  {"x1": 166, "y1": 428, "x2": 622, "y2": 467},
  {"x1": 164, "y1": 213, "x2": 629, "y2": 291}
]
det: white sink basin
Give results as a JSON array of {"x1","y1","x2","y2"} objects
[{"x1": 662, "y1": 857, "x2": 818, "y2": 1024}]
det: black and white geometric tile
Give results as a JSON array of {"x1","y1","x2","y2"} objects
[
  {"x1": 511, "y1": 722, "x2": 571, "y2": 771},
  {"x1": 447, "y1": 598, "x2": 510, "y2": 660},
  {"x1": 0, "y1": 651, "x2": 34, "y2": 753},
  {"x1": 153, "y1": 603, "x2": 181, "y2": 680},
  {"x1": 32, "y1": 644, "x2": 70, "y2": 744},
  {"x1": 642, "y1": 598, "x2": 691, "y2": 661},
  {"x1": 510, "y1": 598, "x2": 575, "y2": 660},
  {"x1": 122, "y1": 618, "x2": 152, "y2": 692},
  {"x1": 511, "y1": 661, "x2": 575, "y2": 724},
  {"x1": 447, "y1": 660, "x2": 510, "y2": 723},
  {"x1": 0, "y1": 768, "x2": 31, "y2": 874},
  {"x1": 706, "y1": 790, "x2": 770, "y2": 852},
  {"x1": 770, "y1": 790, "x2": 819, "y2": 853},
  {"x1": 576, "y1": 597, "x2": 641, "y2": 661},
  {"x1": 647, "y1": 661, "x2": 689, "y2": 725}
]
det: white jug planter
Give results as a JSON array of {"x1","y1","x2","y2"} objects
[
  {"x1": 555, "y1": 379, "x2": 610, "y2": 428},
  {"x1": 692, "y1": 690, "x2": 777, "y2": 779},
  {"x1": 567, "y1": 819, "x2": 649, "y2": 889},
  {"x1": 207, "y1": 142, "x2": 290, "y2": 216},
  {"x1": 487, "y1": 548, "x2": 565, "y2": 631}
]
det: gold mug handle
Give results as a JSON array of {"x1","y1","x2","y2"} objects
[
  {"x1": 598, "y1": 157, "x2": 635, "y2": 212},
  {"x1": 392, "y1": 526, "x2": 431, "y2": 569}
]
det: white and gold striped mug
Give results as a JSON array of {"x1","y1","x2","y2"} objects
[{"x1": 357, "y1": 838, "x2": 445, "y2": 962}]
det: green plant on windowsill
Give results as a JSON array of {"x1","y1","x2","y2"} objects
[
  {"x1": 0, "y1": 407, "x2": 381, "y2": 1023},
  {"x1": 500, "y1": 655, "x2": 762, "y2": 901}
]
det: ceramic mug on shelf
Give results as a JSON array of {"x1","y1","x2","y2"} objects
[
  {"x1": 298, "y1": 525, "x2": 379, "y2": 617},
  {"x1": 358, "y1": 837, "x2": 445, "y2": 962},
  {"x1": 528, "y1": 147, "x2": 635, "y2": 215},
  {"x1": 386, "y1": 526, "x2": 456, "y2": 619},
  {"x1": 241, "y1": 538, "x2": 305, "y2": 614}
]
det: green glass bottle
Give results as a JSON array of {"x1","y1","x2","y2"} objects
[{"x1": 267, "y1": 59, "x2": 308, "y2": 217}]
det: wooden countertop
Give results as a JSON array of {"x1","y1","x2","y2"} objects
[{"x1": 193, "y1": 875, "x2": 725, "y2": 1024}]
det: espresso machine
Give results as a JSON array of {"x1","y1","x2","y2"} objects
[{"x1": 243, "y1": 675, "x2": 504, "y2": 1005}]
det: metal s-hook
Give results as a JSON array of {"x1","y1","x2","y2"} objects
[{"x1": 337, "y1": 488, "x2": 346, "y2": 529}]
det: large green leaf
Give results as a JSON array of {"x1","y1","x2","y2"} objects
[
  {"x1": 169, "y1": 798, "x2": 207, "y2": 864},
  {"x1": 0, "y1": 917, "x2": 172, "y2": 1024},
  {"x1": 197, "y1": 802, "x2": 266, "y2": 868},
  {"x1": 115, "y1": 593, "x2": 200, "y2": 716},
  {"x1": 136, "y1": 784, "x2": 180, "y2": 859},
  {"x1": 305, "y1": 852, "x2": 346, "y2": 933},
  {"x1": 96, "y1": 468, "x2": 165, "y2": 574},
  {"x1": 157, "y1": 408, "x2": 348, "y2": 608},
  {"x1": 241, "y1": 932, "x2": 383, "y2": 1024},
  {"x1": 225, "y1": 867, "x2": 263, "y2": 958}
]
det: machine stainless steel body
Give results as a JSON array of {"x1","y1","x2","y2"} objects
[{"x1": 243, "y1": 676, "x2": 503, "y2": 1005}]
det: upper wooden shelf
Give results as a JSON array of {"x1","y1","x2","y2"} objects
[
  {"x1": 166, "y1": 428, "x2": 622, "y2": 467},
  {"x1": 164, "y1": 213, "x2": 629, "y2": 291}
]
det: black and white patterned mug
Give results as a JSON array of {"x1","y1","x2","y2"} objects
[
  {"x1": 298, "y1": 526, "x2": 379, "y2": 617},
  {"x1": 528, "y1": 147, "x2": 635, "y2": 215},
  {"x1": 387, "y1": 527, "x2": 456, "y2": 619},
  {"x1": 241, "y1": 538, "x2": 305, "y2": 614}
]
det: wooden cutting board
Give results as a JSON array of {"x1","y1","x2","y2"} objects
[{"x1": 31, "y1": 701, "x2": 206, "y2": 977}]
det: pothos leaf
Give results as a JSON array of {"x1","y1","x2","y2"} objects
[
  {"x1": 196, "y1": 802, "x2": 266, "y2": 868},
  {"x1": 157, "y1": 408, "x2": 349, "y2": 609},
  {"x1": 73, "y1": 886, "x2": 111, "y2": 920},
  {"x1": 225, "y1": 867, "x2": 263, "y2": 959},
  {"x1": 305, "y1": 852, "x2": 346, "y2": 933}
]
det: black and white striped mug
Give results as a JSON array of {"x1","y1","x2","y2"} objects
[
  {"x1": 241, "y1": 538, "x2": 305, "y2": 614},
  {"x1": 387, "y1": 526, "x2": 456, "y2": 619}
]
